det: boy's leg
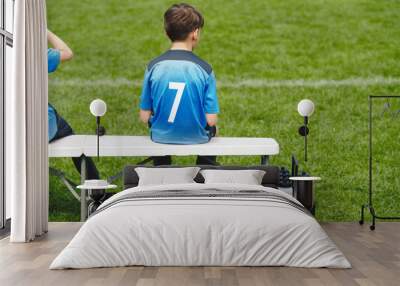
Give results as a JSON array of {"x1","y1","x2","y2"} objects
[
  {"x1": 50, "y1": 115, "x2": 73, "y2": 141},
  {"x1": 196, "y1": 156, "x2": 217, "y2": 165},
  {"x1": 153, "y1": 156, "x2": 172, "y2": 166},
  {"x1": 196, "y1": 125, "x2": 218, "y2": 165},
  {"x1": 72, "y1": 156, "x2": 100, "y2": 179},
  {"x1": 51, "y1": 109, "x2": 100, "y2": 179}
]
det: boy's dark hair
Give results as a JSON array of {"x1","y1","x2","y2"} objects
[{"x1": 164, "y1": 3, "x2": 204, "y2": 42}]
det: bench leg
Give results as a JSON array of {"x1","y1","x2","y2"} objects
[
  {"x1": 80, "y1": 156, "x2": 87, "y2": 222},
  {"x1": 260, "y1": 155, "x2": 269, "y2": 165}
]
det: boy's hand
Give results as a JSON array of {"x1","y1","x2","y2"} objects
[
  {"x1": 139, "y1": 109, "x2": 152, "y2": 124},
  {"x1": 206, "y1": 113, "x2": 218, "y2": 127}
]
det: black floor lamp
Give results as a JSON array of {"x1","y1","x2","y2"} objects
[{"x1": 360, "y1": 95, "x2": 400, "y2": 230}]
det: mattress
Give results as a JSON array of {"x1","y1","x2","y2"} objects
[{"x1": 50, "y1": 183, "x2": 351, "y2": 269}]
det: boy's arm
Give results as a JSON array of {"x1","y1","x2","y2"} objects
[
  {"x1": 47, "y1": 30, "x2": 73, "y2": 62},
  {"x1": 204, "y1": 72, "x2": 219, "y2": 127},
  {"x1": 139, "y1": 109, "x2": 151, "y2": 124},
  {"x1": 139, "y1": 70, "x2": 153, "y2": 124}
]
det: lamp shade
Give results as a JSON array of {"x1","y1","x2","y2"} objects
[
  {"x1": 297, "y1": 99, "x2": 315, "y2": 117},
  {"x1": 90, "y1": 99, "x2": 107, "y2": 117}
]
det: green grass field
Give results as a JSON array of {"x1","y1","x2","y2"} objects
[{"x1": 47, "y1": 0, "x2": 400, "y2": 222}]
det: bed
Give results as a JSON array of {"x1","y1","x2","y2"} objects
[{"x1": 50, "y1": 165, "x2": 350, "y2": 269}]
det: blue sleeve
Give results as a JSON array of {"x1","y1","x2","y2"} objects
[
  {"x1": 48, "y1": 106, "x2": 58, "y2": 141},
  {"x1": 204, "y1": 72, "x2": 219, "y2": 114},
  {"x1": 48, "y1": 48, "x2": 61, "y2": 73},
  {"x1": 139, "y1": 70, "x2": 152, "y2": 110}
]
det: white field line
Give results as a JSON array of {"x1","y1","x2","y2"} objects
[{"x1": 49, "y1": 76, "x2": 400, "y2": 89}]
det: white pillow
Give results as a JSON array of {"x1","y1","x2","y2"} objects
[
  {"x1": 135, "y1": 167, "x2": 200, "y2": 186},
  {"x1": 200, "y1": 169, "x2": 266, "y2": 185}
]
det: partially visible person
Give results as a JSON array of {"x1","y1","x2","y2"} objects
[
  {"x1": 48, "y1": 30, "x2": 99, "y2": 179},
  {"x1": 138, "y1": 3, "x2": 219, "y2": 165}
]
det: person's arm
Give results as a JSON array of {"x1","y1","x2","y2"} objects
[
  {"x1": 139, "y1": 70, "x2": 153, "y2": 124},
  {"x1": 140, "y1": 109, "x2": 151, "y2": 124},
  {"x1": 47, "y1": 30, "x2": 73, "y2": 62},
  {"x1": 204, "y1": 71, "x2": 219, "y2": 127}
]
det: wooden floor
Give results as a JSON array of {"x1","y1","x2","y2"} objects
[{"x1": 0, "y1": 222, "x2": 399, "y2": 286}]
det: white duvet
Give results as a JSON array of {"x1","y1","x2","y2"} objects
[{"x1": 50, "y1": 183, "x2": 351, "y2": 269}]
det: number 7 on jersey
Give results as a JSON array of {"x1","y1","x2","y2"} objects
[{"x1": 168, "y1": 82, "x2": 186, "y2": 123}]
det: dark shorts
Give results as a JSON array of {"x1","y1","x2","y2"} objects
[{"x1": 152, "y1": 124, "x2": 218, "y2": 166}]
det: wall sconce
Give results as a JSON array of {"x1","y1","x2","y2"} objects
[
  {"x1": 90, "y1": 99, "x2": 107, "y2": 159},
  {"x1": 297, "y1": 99, "x2": 315, "y2": 162}
]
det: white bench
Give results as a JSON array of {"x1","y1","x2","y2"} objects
[
  {"x1": 49, "y1": 135, "x2": 280, "y2": 220},
  {"x1": 49, "y1": 135, "x2": 279, "y2": 158}
]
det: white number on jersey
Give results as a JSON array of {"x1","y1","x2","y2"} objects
[{"x1": 168, "y1": 82, "x2": 186, "y2": 123}]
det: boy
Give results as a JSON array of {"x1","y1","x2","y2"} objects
[
  {"x1": 139, "y1": 3, "x2": 219, "y2": 165},
  {"x1": 47, "y1": 30, "x2": 99, "y2": 179}
]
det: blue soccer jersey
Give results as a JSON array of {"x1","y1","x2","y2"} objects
[
  {"x1": 48, "y1": 48, "x2": 60, "y2": 73},
  {"x1": 48, "y1": 48, "x2": 61, "y2": 141},
  {"x1": 140, "y1": 50, "x2": 219, "y2": 144}
]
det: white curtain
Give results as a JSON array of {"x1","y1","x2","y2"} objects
[{"x1": 9, "y1": 0, "x2": 48, "y2": 242}]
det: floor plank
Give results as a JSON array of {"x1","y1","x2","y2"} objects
[{"x1": 0, "y1": 222, "x2": 399, "y2": 286}]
